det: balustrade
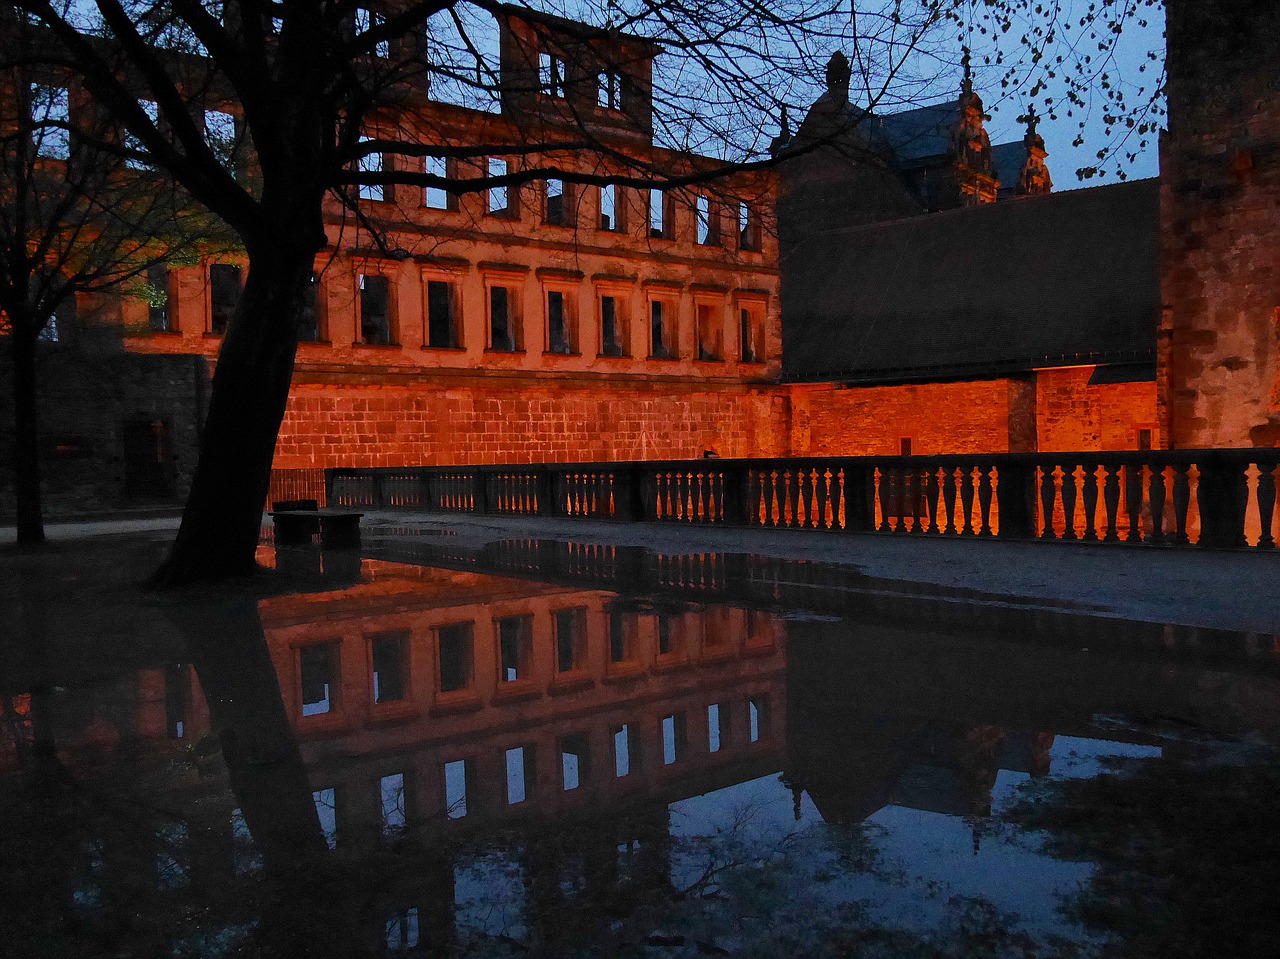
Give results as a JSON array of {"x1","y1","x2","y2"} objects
[{"x1": 325, "y1": 448, "x2": 1280, "y2": 550}]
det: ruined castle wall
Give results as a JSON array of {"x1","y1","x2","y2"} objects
[
  {"x1": 1034, "y1": 367, "x2": 1158, "y2": 452},
  {"x1": 1160, "y1": 0, "x2": 1280, "y2": 448}
]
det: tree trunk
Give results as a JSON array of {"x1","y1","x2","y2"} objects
[
  {"x1": 150, "y1": 243, "x2": 314, "y2": 585},
  {"x1": 10, "y1": 323, "x2": 45, "y2": 546}
]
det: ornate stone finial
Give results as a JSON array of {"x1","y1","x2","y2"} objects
[
  {"x1": 769, "y1": 104, "x2": 793, "y2": 156},
  {"x1": 1021, "y1": 105, "x2": 1041, "y2": 142},
  {"x1": 961, "y1": 47, "x2": 973, "y2": 96},
  {"x1": 1016, "y1": 106, "x2": 1053, "y2": 196},
  {"x1": 825, "y1": 51, "x2": 851, "y2": 104}
]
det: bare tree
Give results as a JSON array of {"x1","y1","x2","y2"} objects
[
  {"x1": 0, "y1": 10, "x2": 227, "y2": 545},
  {"x1": 7, "y1": 1, "x2": 1160, "y2": 582}
]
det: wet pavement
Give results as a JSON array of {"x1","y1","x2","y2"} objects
[{"x1": 2, "y1": 527, "x2": 1280, "y2": 957}]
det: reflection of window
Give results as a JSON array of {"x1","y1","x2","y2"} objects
[
  {"x1": 707, "y1": 703, "x2": 730, "y2": 752},
  {"x1": 662, "y1": 713, "x2": 687, "y2": 764},
  {"x1": 300, "y1": 643, "x2": 337, "y2": 717},
  {"x1": 426, "y1": 279, "x2": 459, "y2": 348},
  {"x1": 560, "y1": 733, "x2": 590, "y2": 790},
  {"x1": 600, "y1": 295, "x2": 625, "y2": 357},
  {"x1": 505, "y1": 745, "x2": 534, "y2": 803},
  {"x1": 608, "y1": 609, "x2": 634, "y2": 662},
  {"x1": 444, "y1": 759, "x2": 470, "y2": 818},
  {"x1": 489, "y1": 285, "x2": 519, "y2": 351},
  {"x1": 437, "y1": 622, "x2": 473, "y2": 693},
  {"x1": 385, "y1": 908, "x2": 420, "y2": 952},
  {"x1": 613, "y1": 723, "x2": 636, "y2": 777},
  {"x1": 554, "y1": 608, "x2": 586, "y2": 672},
  {"x1": 380, "y1": 772, "x2": 406, "y2": 833},
  {"x1": 371, "y1": 632, "x2": 408, "y2": 704},
  {"x1": 209, "y1": 263, "x2": 241, "y2": 334},
  {"x1": 546, "y1": 290, "x2": 572, "y2": 354},
  {"x1": 313, "y1": 787, "x2": 338, "y2": 847},
  {"x1": 749, "y1": 695, "x2": 770, "y2": 742},
  {"x1": 359, "y1": 273, "x2": 392, "y2": 345},
  {"x1": 497, "y1": 614, "x2": 532, "y2": 682}
]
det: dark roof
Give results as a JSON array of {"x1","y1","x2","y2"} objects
[
  {"x1": 873, "y1": 101, "x2": 957, "y2": 162},
  {"x1": 991, "y1": 140, "x2": 1029, "y2": 195},
  {"x1": 781, "y1": 178, "x2": 1161, "y2": 383}
]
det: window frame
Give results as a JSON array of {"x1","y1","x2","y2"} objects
[
  {"x1": 356, "y1": 269, "x2": 397, "y2": 346},
  {"x1": 694, "y1": 295, "x2": 725, "y2": 362},
  {"x1": 422, "y1": 271, "x2": 463, "y2": 350}
]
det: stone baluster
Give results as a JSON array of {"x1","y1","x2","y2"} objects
[
  {"x1": 1101, "y1": 464, "x2": 1120, "y2": 541},
  {"x1": 1060, "y1": 464, "x2": 1079, "y2": 540},
  {"x1": 1258, "y1": 459, "x2": 1278, "y2": 549},
  {"x1": 906, "y1": 467, "x2": 921, "y2": 533},
  {"x1": 977, "y1": 465, "x2": 994, "y2": 536},
  {"x1": 814, "y1": 468, "x2": 830, "y2": 529},
  {"x1": 959, "y1": 466, "x2": 976, "y2": 535},
  {"x1": 1080, "y1": 462, "x2": 1100, "y2": 541},
  {"x1": 1147, "y1": 465, "x2": 1167, "y2": 544},
  {"x1": 830, "y1": 469, "x2": 845, "y2": 530},
  {"x1": 925, "y1": 467, "x2": 941, "y2": 534},
  {"x1": 942, "y1": 467, "x2": 959, "y2": 534},
  {"x1": 1038, "y1": 464, "x2": 1057, "y2": 539},
  {"x1": 1124, "y1": 464, "x2": 1144, "y2": 543},
  {"x1": 1170, "y1": 464, "x2": 1191, "y2": 545}
]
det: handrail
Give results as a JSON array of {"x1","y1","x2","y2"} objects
[{"x1": 326, "y1": 448, "x2": 1280, "y2": 549}]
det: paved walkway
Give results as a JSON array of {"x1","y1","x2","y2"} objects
[
  {"x1": 4, "y1": 509, "x2": 1277, "y2": 634},
  {"x1": 366, "y1": 511, "x2": 1280, "y2": 634}
]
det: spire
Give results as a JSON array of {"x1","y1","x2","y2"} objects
[
  {"x1": 1015, "y1": 106, "x2": 1053, "y2": 196},
  {"x1": 961, "y1": 47, "x2": 973, "y2": 97},
  {"x1": 825, "y1": 51, "x2": 851, "y2": 105},
  {"x1": 769, "y1": 104, "x2": 793, "y2": 156}
]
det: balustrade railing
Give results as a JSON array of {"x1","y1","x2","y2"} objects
[{"x1": 327, "y1": 448, "x2": 1280, "y2": 549}]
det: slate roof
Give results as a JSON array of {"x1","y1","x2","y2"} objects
[
  {"x1": 781, "y1": 177, "x2": 1161, "y2": 383},
  {"x1": 991, "y1": 140, "x2": 1030, "y2": 197},
  {"x1": 873, "y1": 101, "x2": 958, "y2": 163}
]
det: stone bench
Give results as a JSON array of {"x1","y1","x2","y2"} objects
[{"x1": 269, "y1": 508, "x2": 364, "y2": 549}]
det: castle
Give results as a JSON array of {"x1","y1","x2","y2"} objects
[{"x1": 1, "y1": 0, "x2": 1276, "y2": 516}]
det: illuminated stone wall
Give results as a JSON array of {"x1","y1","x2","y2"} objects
[
  {"x1": 1160, "y1": 0, "x2": 1280, "y2": 448},
  {"x1": 1034, "y1": 367, "x2": 1159, "y2": 452}
]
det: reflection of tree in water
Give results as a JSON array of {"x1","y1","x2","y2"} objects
[{"x1": 1005, "y1": 750, "x2": 1280, "y2": 959}]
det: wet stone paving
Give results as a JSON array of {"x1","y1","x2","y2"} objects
[{"x1": 2, "y1": 528, "x2": 1280, "y2": 958}]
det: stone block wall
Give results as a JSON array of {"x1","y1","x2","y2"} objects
[
  {"x1": 1035, "y1": 367, "x2": 1159, "y2": 452},
  {"x1": 1160, "y1": 0, "x2": 1280, "y2": 448}
]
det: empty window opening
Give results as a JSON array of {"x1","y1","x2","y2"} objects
[
  {"x1": 147, "y1": 263, "x2": 171, "y2": 332},
  {"x1": 1138, "y1": 428, "x2": 1153, "y2": 451},
  {"x1": 32, "y1": 84, "x2": 70, "y2": 159},
  {"x1": 424, "y1": 155, "x2": 453, "y2": 210},
  {"x1": 749, "y1": 696, "x2": 770, "y2": 743},
  {"x1": 613, "y1": 724, "x2": 636, "y2": 777},
  {"x1": 650, "y1": 300, "x2": 672, "y2": 358},
  {"x1": 204, "y1": 108, "x2": 237, "y2": 167},
  {"x1": 600, "y1": 295, "x2": 625, "y2": 357},
  {"x1": 357, "y1": 137, "x2": 385, "y2": 202},
  {"x1": 555, "y1": 607, "x2": 586, "y2": 672},
  {"x1": 498, "y1": 615, "x2": 531, "y2": 683},
  {"x1": 299, "y1": 643, "x2": 336, "y2": 717},
  {"x1": 608, "y1": 609, "x2": 633, "y2": 662},
  {"x1": 597, "y1": 72, "x2": 622, "y2": 109},
  {"x1": 599, "y1": 184, "x2": 620, "y2": 231},
  {"x1": 696, "y1": 303, "x2": 721, "y2": 360},
  {"x1": 546, "y1": 290, "x2": 571, "y2": 354},
  {"x1": 708, "y1": 703, "x2": 730, "y2": 753},
  {"x1": 695, "y1": 195, "x2": 718, "y2": 245},
  {"x1": 505, "y1": 745, "x2": 534, "y2": 804},
  {"x1": 487, "y1": 157, "x2": 509, "y2": 215},
  {"x1": 739, "y1": 307, "x2": 761, "y2": 362},
  {"x1": 662, "y1": 714, "x2": 687, "y2": 765},
  {"x1": 298, "y1": 272, "x2": 322, "y2": 342},
  {"x1": 209, "y1": 263, "x2": 241, "y2": 335},
  {"x1": 427, "y1": 279, "x2": 458, "y2": 348},
  {"x1": 560, "y1": 733, "x2": 590, "y2": 791},
  {"x1": 385, "y1": 909, "x2": 420, "y2": 952},
  {"x1": 371, "y1": 632, "x2": 407, "y2": 704},
  {"x1": 354, "y1": 7, "x2": 390, "y2": 57},
  {"x1": 545, "y1": 178, "x2": 568, "y2": 225},
  {"x1": 489, "y1": 285, "x2": 517, "y2": 351},
  {"x1": 359, "y1": 273, "x2": 392, "y2": 344},
  {"x1": 900, "y1": 437, "x2": 913, "y2": 457},
  {"x1": 539, "y1": 52, "x2": 565, "y2": 97},
  {"x1": 313, "y1": 787, "x2": 338, "y2": 848},
  {"x1": 649, "y1": 188, "x2": 670, "y2": 238},
  {"x1": 444, "y1": 759, "x2": 469, "y2": 819},
  {"x1": 125, "y1": 99, "x2": 159, "y2": 170},
  {"x1": 438, "y1": 622, "x2": 474, "y2": 693},
  {"x1": 380, "y1": 772, "x2": 407, "y2": 834},
  {"x1": 738, "y1": 200, "x2": 760, "y2": 250}
]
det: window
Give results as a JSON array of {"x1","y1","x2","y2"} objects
[
  {"x1": 299, "y1": 643, "x2": 338, "y2": 717},
  {"x1": 32, "y1": 85, "x2": 70, "y2": 159},
  {"x1": 42, "y1": 294, "x2": 74, "y2": 342},
  {"x1": 426, "y1": 279, "x2": 459, "y2": 348},
  {"x1": 209, "y1": 263, "x2": 241, "y2": 334},
  {"x1": 298, "y1": 273, "x2": 322, "y2": 342},
  {"x1": 708, "y1": 703, "x2": 730, "y2": 752},
  {"x1": 489, "y1": 285, "x2": 519, "y2": 351},
  {"x1": 554, "y1": 608, "x2": 586, "y2": 672},
  {"x1": 358, "y1": 137, "x2": 385, "y2": 202},
  {"x1": 695, "y1": 194, "x2": 719, "y2": 245},
  {"x1": 147, "y1": 263, "x2": 172, "y2": 332},
  {"x1": 386, "y1": 909, "x2": 420, "y2": 952},
  {"x1": 599, "y1": 184, "x2": 623, "y2": 232},
  {"x1": 313, "y1": 787, "x2": 338, "y2": 848},
  {"x1": 613, "y1": 724, "x2": 637, "y2": 777},
  {"x1": 649, "y1": 189, "x2": 673, "y2": 238},
  {"x1": 444, "y1": 759, "x2": 470, "y2": 818},
  {"x1": 125, "y1": 100, "x2": 159, "y2": 170},
  {"x1": 204, "y1": 108, "x2": 237, "y2": 168},
  {"x1": 437, "y1": 622, "x2": 473, "y2": 693},
  {"x1": 738, "y1": 305, "x2": 763, "y2": 363},
  {"x1": 539, "y1": 51, "x2": 565, "y2": 97},
  {"x1": 371, "y1": 632, "x2": 408, "y2": 704},
  {"x1": 608, "y1": 609, "x2": 634, "y2": 663},
  {"x1": 354, "y1": 7, "x2": 390, "y2": 58},
  {"x1": 560, "y1": 733, "x2": 590, "y2": 790},
  {"x1": 424, "y1": 155, "x2": 454, "y2": 210},
  {"x1": 1138, "y1": 428, "x2": 1153, "y2": 450},
  {"x1": 650, "y1": 300, "x2": 674, "y2": 358},
  {"x1": 600, "y1": 295, "x2": 626, "y2": 357},
  {"x1": 696, "y1": 302, "x2": 722, "y2": 360},
  {"x1": 358, "y1": 273, "x2": 392, "y2": 345},
  {"x1": 656, "y1": 613, "x2": 682, "y2": 656},
  {"x1": 497, "y1": 614, "x2": 532, "y2": 683},
  {"x1": 487, "y1": 157, "x2": 510, "y2": 215},
  {"x1": 380, "y1": 772, "x2": 406, "y2": 833},
  {"x1": 546, "y1": 289, "x2": 573, "y2": 354},
  {"x1": 749, "y1": 696, "x2": 770, "y2": 742},
  {"x1": 597, "y1": 72, "x2": 622, "y2": 109},
  {"x1": 738, "y1": 200, "x2": 761, "y2": 250},
  {"x1": 545, "y1": 179, "x2": 569, "y2": 226},
  {"x1": 900, "y1": 437, "x2": 913, "y2": 456}
]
